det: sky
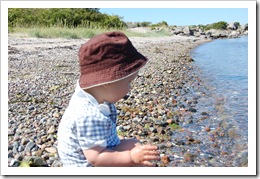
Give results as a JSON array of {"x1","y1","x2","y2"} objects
[{"x1": 99, "y1": 8, "x2": 248, "y2": 26}]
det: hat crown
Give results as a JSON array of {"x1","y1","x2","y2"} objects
[
  {"x1": 78, "y1": 31, "x2": 148, "y2": 89},
  {"x1": 79, "y1": 31, "x2": 136, "y2": 65}
]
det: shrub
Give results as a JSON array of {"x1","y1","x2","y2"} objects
[
  {"x1": 8, "y1": 8, "x2": 127, "y2": 29},
  {"x1": 205, "y1": 21, "x2": 228, "y2": 30},
  {"x1": 234, "y1": 22, "x2": 240, "y2": 27}
]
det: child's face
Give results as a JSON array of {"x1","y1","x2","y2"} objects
[{"x1": 104, "y1": 72, "x2": 138, "y2": 103}]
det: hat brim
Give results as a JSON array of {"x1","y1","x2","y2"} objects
[{"x1": 79, "y1": 52, "x2": 148, "y2": 89}]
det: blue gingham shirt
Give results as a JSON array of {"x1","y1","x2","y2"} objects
[{"x1": 58, "y1": 81, "x2": 120, "y2": 167}]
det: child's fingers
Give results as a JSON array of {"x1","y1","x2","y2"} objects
[
  {"x1": 143, "y1": 154, "x2": 160, "y2": 161},
  {"x1": 142, "y1": 144, "x2": 158, "y2": 150},
  {"x1": 143, "y1": 148, "x2": 160, "y2": 162},
  {"x1": 142, "y1": 161, "x2": 156, "y2": 167},
  {"x1": 144, "y1": 150, "x2": 160, "y2": 156}
]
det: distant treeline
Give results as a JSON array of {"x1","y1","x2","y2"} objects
[
  {"x1": 8, "y1": 8, "x2": 245, "y2": 31},
  {"x1": 8, "y1": 8, "x2": 127, "y2": 29},
  {"x1": 199, "y1": 21, "x2": 241, "y2": 30}
]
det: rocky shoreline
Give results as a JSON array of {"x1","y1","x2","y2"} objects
[{"x1": 8, "y1": 34, "x2": 247, "y2": 167}]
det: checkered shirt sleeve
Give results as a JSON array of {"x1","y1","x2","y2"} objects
[
  {"x1": 76, "y1": 103, "x2": 120, "y2": 150},
  {"x1": 58, "y1": 92, "x2": 120, "y2": 167}
]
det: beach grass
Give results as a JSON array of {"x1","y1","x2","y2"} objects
[{"x1": 9, "y1": 26, "x2": 172, "y2": 38}]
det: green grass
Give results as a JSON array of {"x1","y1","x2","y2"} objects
[
  {"x1": 117, "y1": 130, "x2": 128, "y2": 137},
  {"x1": 169, "y1": 123, "x2": 181, "y2": 130},
  {"x1": 9, "y1": 26, "x2": 172, "y2": 39},
  {"x1": 10, "y1": 27, "x2": 106, "y2": 39}
]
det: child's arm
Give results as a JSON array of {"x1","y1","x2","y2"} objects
[{"x1": 83, "y1": 144, "x2": 160, "y2": 167}]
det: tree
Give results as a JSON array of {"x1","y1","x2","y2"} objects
[
  {"x1": 159, "y1": 21, "x2": 168, "y2": 27},
  {"x1": 210, "y1": 21, "x2": 228, "y2": 30},
  {"x1": 234, "y1": 22, "x2": 240, "y2": 27},
  {"x1": 205, "y1": 21, "x2": 228, "y2": 30},
  {"x1": 140, "y1": 21, "x2": 151, "y2": 27},
  {"x1": 8, "y1": 8, "x2": 126, "y2": 29}
]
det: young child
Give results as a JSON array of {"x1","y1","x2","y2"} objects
[{"x1": 58, "y1": 31, "x2": 160, "y2": 167}]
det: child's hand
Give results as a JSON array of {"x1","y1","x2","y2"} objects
[{"x1": 130, "y1": 144, "x2": 160, "y2": 166}]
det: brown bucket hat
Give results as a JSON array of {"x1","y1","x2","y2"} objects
[{"x1": 78, "y1": 31, "x2": 148, "y2": 89}]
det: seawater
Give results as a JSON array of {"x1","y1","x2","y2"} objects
[
  {"x1": 191, "y1": 36, "x2": 248, "y2": 141},
  {"x1": 169, "y1": 36, "x2": 248, "y2": 167}
]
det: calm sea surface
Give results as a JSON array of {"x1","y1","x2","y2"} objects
[
  {"x1": 191, "y1": 36, "x2": 248, "y2": 140},
  {"x1": 169, "y1": 36, "x2": 248, "y2": 167}
]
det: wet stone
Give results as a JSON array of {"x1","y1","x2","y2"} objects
[
  {"x1": 188, "y1": 107, "x2": 197, "y2": 112},
  {"x1": 174, "y1": 139, "x2": 185, "y2": 146},
  {"x1": 161, "y1": 154, "x2": 171, "y2": 164}
]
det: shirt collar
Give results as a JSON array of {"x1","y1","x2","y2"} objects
[{"x1": 75, "y1": 80, "x2": 111, "y2": 116}]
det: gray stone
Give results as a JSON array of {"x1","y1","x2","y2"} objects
[
  {"x1": 18, "y1": 145, "x2": 25, "y2": 152},
  {"x1": 183, "y1": 26, "x2": 191, "y2": 35},
  {"x1": 9, "y1": 159, "x2": 20, "y2": 167},
  {"x1": 30, "y1": 156, "x2": 44, "y2": 167},
  {"x1": 25, "y1": 142, "x2": 36, "y2": 152}
]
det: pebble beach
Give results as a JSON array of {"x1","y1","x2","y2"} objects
[{"x1": 8, "y1": 34, "x2": 247, "y2": 167}]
